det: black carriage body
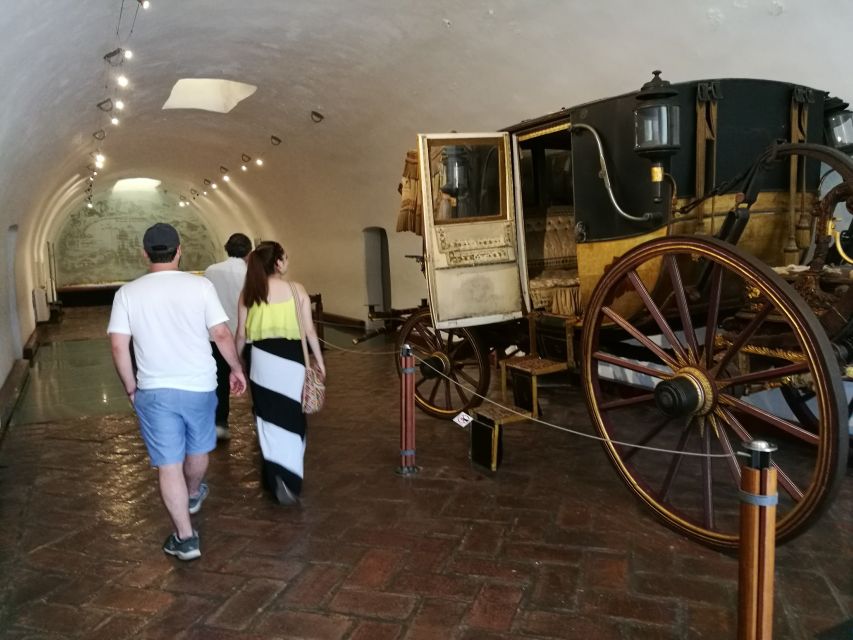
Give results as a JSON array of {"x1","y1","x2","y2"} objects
[{"x1": 507, "y1": 78, "x2": 827, "y2": 243}]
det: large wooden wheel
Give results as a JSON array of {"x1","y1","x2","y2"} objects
[
  {"x1": 581, "y1": 235, "x2": 848, "y2": 549},
  {"x1": 396, "y1": 309, "x2": 491, "y2": 419}
]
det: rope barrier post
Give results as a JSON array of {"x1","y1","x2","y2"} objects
[
  {"x1": 396, "y1": 344, "x2": 418, "y2": 476},
  {"x1": 737, "y1": 439, "x2": 778, "y2": 640}
]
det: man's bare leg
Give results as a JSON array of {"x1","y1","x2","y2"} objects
[
  {"x1": 157, "y1": 463, "x2": 193, "y2": 539},
  {"x1": 184, "y1": 452, "x2": 208, "y2": 497}
]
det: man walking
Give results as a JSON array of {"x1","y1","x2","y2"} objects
[
  {"x1": 108, "y1": 223, "x2": 246, "y2": 561},
  {"x1": 203, "y1": 233, "x2": 251, "y2": 440}
]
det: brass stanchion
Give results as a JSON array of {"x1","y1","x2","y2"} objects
[
  {"x1": 738, "y1": 440, "x2": 778, "y2": 640},
  {"x1": 397, "y1": 344, "x2": 418, "y2": 475}
]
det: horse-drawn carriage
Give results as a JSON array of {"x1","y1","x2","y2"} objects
[{"x1": 383, "y1": 72, "x2": 853, "y2": 549}]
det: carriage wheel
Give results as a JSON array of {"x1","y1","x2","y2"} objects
[
  {"x1": 396, "y1": 309, "x2": 491, "y2": 419},
  {"x1": 581, "y1": 236, "x2": 847, "y2": 549}
]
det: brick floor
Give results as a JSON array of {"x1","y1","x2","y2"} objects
[{"x1": 0, "y1": 307, "x2": 850, "y2": 638}]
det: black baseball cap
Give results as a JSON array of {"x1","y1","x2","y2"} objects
[{"x1": 143, "y1": 223, "x2": 180, "y2": 252}]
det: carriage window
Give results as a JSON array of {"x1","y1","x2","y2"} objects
[{"x1": 428, "y1": 140, "x2": 506, "y2": 223}]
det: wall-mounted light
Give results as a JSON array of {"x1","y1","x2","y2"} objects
[
  {"x1": 825, "y1": 96, "x2": 853, "y2": 154},
  {"x1": 96, "y1": 98, "x2": 113, "y2": 112},
  {"x1": 115, "y1": 99, "x2": 125, "y2": 110},
  {"x1": 93, "y1": 129, "x2": 106, "y2": 140},
  {"x1": 117, "y1": 75, "x2": 129, "y2": 88}
]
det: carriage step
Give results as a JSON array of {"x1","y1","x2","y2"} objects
[
  {"x1": 503, "y1": 355, "x2": 569, "y2": 376},
  {"x1": 472, "y1": 403, "x2": 531, "y2": 425}
]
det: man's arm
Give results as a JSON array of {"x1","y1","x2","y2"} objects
[
  {"x1": 210, "y1": 322, "x2": 247, "y2": 395},
  {"x1": 109, "y1": 333, "x2": 137, "y2": 403}
]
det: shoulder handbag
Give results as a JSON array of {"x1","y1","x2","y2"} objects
[{"x1": 288, "y1": 283, "x2": 326, "y2": 414}]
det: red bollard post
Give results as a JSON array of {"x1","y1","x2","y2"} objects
[
  {"x1": 738, "y1": 440, "x2": 778, "y2": 640},
  {"x1": 397, "y1": 344, "x2": 418, "y2": 475}
]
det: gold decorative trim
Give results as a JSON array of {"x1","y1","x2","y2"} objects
[{"x1": 517, "y1": 122, "x2": 571, "y2": 142}]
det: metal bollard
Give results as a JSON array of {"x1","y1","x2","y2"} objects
[
  {"x1": 397, "y1": 344, "x2": 418, "y2": 475},
  {"x1": 737, "y1": 440, "x2": 778, "y2": 640}
]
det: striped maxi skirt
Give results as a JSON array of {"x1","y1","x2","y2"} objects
[{"x1": 248, "y1": 337, "x2": 307, "y2": 498}]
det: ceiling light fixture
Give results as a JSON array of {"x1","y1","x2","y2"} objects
[
  {"x1": 95, "y1": 153, "x2": 105, "y2": 163},
  {"x1": 255, "y1": 158, "x2": 264, "y2": 166},
  {"x1": 203, "y1": 191, "x2": 208, "y2": 196},
  {"x1": 93, "y1": 170, "x2": 98, "y2": 176},
  {"x1": 222, "y1": 175, "x2": 231, "y2": 182},
  {"x1": 241, "y1": 153, "x2": 251, "y2": 162},
  {"x1": 190, "y1": 188, "x2": 198, "y2": 196},
  {"x1": 203, "y1": 178, "x2": 211, "y2": 185},
  {"x1": 123, "y1": 49, "x2": 133, "y2": 60},
  {"x1": 87, "y1": 201, "x2": 94, "y2": 209},
  {"x1": 310, "y1": 110, "x2": 324, "y2": 123},
  {"x1": 138, "y1": 0, "x2": 150, "y2": 9},
  {"x1": 92, "y1": 129, "x2": 106, "y2": 140},
  {"x1": 270, "y1": 135, "x2": 281, "y2": 145},
  {"x1": 117, "y1": 75, "x2": 129, "y2": 88},
  {"x1": 211, "y1": 183, "x2": 218, "y2": 189},
  {"x1": 115, "y1": 99, "x2": 125, "y2": 110},
  {"x1": 241, "y1": 165, "x2": 247, "y2": 171},
  {"x1": 219, "y1": 165, "x2": 229, "y2": 174},
  {"x1": 111, "y1": 117, "x2": 119, "y2": 126},
  {"x1": 96, "y1": 98, "x2": 113, "y2": 112}
]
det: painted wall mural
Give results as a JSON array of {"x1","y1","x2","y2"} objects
[{"x1": 55, "y1": 190, "x2": 219, "y2": 286}]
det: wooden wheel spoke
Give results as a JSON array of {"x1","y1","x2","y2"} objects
[
  {"x1": 448, "y1": 369, "x2": 469, "y2": 404},
  {"x1": 599, "y1": 393, "x2": 656, "y2": 411},
  {"x1": 593, "y1": 351, "x2": 669, "y2": 379},
  {"x1": 627, "y1": 270, "x2": 689, "y2": 363},
  {"x1": 709, "y1": 414, "x2": 742, "y2": 485},
  {"x1": 622, "y1": 416, "x2": 674, "y2": 462},
  {"x1": 711, "y1": 302, "x2": 773, "y2": 376},
  {"x1": 720, "y1": 395, "x2": 820, "y2": 445},
  {"x1": 664, "y1": 254, "x2": 700, "y2": 358},
  {"x1": 415, "y1": 376, "x2": 431, "y2": 389},
  {"x1": 456, "y1": 368, "x2": 479, "y2": 387},
  {"x1": 412, "y1": 323, "x2": 439, "y2": 351},
  {"x1": 601, "y1": 307, "x2": 679, "y2": 369},
  {"x1": 716, "y1": 406, "x2": 803, "y2": 502},
  {"x1": 660, "y1": 425, "x2": 692, "y2": 502},
  {"x1": 701, "y1": 420, "x2": 714, "y2": 530},
  {"x1": 443, "y1": 378, "x2": 452, "y2": 408},
  {"x1": 717, "y1": 361, "x2": 811, "y2": 388},
  {"x1": 703, "y1": 263, "x2": 724, "y2": 368},
  {"x1": 427, "y1": 377, "x2": 441, "y2": 405}
]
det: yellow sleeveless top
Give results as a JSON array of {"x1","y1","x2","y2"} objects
[{"x1": 245, "y1": 299, "x2": 301, "y2": 342}]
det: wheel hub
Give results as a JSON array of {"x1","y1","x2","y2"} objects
[
  {"x1": 655, "y1": 367, "x2": 716, "y2": 417},
  {"x1": 419, "y1": 353, "x2": 449, "y2": 378}
]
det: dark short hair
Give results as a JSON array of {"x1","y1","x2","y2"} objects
[
  {"x1": 147, "y1": 248, "x2": 178, "y2": 263},
  {"x1": 224, "y1": 233, "x2": 252, "y2": 258}
]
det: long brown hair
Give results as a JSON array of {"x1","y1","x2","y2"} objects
[{"x1": 242, "y1": 241, "x2": 285, "y2": 307}]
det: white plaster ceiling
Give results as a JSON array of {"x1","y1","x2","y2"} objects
[{"x1": 1, "y1": 0, "x2": 852, "y2": 353}]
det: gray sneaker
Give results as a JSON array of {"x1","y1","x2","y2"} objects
[
  {"x1": 188, "y1": 482, "x2": 209, "y2": 515},
  {"x1": 163, "y1": 531, "x2": 200, "y2": 560}
]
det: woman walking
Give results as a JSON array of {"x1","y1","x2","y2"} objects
[{"x1": 235, "y1": 241, "x2": 326, "y2": 504}]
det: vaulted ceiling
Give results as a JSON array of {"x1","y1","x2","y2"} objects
[{"x1": 1, "y1": 0, "x2": 851, "y2": 375}]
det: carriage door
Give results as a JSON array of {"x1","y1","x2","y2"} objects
[{"x1": 417, "y1": 133, "x2": 524, "y2": 329}]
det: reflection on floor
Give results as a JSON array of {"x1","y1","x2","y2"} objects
[{"x1": 0, "y1": 307, "x2": 849, "y2": 639}]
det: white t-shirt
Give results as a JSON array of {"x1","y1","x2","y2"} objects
[
  {"x1": 107, "y1": 271, "x2": 229, "y2": 391},
  {"x1": 203, "y1": 257, "x2": 247, "y2": 334}
]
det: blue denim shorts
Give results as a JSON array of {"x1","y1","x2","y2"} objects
[{"x1": 134, "y1": 388, "x2": 217, "y2": 466}]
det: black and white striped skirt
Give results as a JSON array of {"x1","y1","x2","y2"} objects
[{"x1": 249, "y1": 338, "x2": 307, "y2": 497}]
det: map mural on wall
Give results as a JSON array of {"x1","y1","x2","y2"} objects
[{"x1": 56, "y1": 190, "x2": 219, "y2": 286}]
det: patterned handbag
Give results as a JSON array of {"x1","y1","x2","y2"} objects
[{"x1": 289, "y1": 283, "x2": 326, "y2": 414}]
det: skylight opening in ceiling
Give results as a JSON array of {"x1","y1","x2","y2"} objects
[
  {"x1": 112, "y1": 178, "x2": 162, "y2": 192},
  {"x1": 162, "y1": 79, "x2": 257, "y2": 113}
]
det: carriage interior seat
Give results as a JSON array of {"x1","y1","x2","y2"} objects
[{"x1": 525, "y1": 206, "x2": 581, "y2": 316}]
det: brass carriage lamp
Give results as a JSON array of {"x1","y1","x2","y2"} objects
[
  {"x1": 440, "y1": 145, "x2": 469, "y2": 198},
  {"x1": 824, "y1": 96, "x2": 853, "y2": 154},
  {"x1": 634, "y1": 70, "x2": 681, "y2": 203}
]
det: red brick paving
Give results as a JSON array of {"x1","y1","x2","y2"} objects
[{"x1": 0, "y1": 307, "x2": 850, "y2": 639}]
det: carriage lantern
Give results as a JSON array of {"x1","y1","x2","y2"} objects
[
  {"x1": 824, "y1": 96, "x2": 853, "y2": 154},
  {"x1": 634, "y1": 70, "x2": 681, "y2": 203}
]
